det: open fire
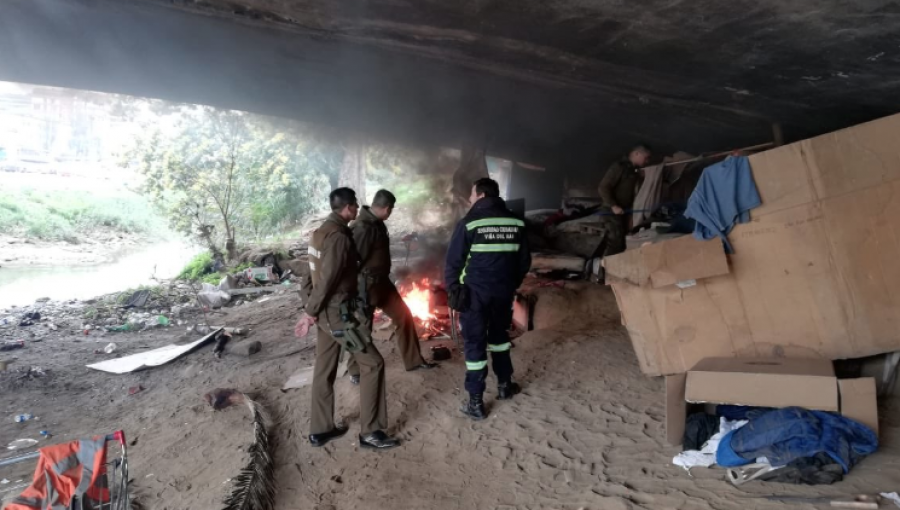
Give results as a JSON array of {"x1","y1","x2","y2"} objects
[
  {"x1": 397, "y1": 278, "x2": 454, "y2": 340},
  {"x1": 400, "y1": 279, "x2": 435, "y2": 323}
]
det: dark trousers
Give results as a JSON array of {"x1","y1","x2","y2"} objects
[
  {"x1": 309, "y1": 306, "x2": 388, "y2": 435},
  {"x1": 348, "y1": 280, "x2": 425, "y2": 376},
  {"x1": 598, "y1": 214, "x2": 627, "y2": 257},
  {"x1": 459, "y1": 289, "x2": 514, "y2": 395}
]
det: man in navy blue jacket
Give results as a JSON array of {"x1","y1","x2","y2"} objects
[{"x1": 445, "y1": 178, "x2": 532, "y2": 420}]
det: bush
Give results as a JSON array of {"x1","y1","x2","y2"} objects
[
  {"x1": 177, "y1": 251, "x2": 215, "y2": 281},
  {"x1": 0, "y1": 186, "x2": 165, "y2": 241}
]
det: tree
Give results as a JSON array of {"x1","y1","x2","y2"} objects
[{"x1": 130, "y1": 107, "x2": 332, "y2": 258}]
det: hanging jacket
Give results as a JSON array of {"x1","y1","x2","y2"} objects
[
  {"x1": 444, "y1": 196, "x2": 531, "y2": 295},
  {"x1": 6, "y1": 436, "x2": 109, "y2": 510},
  {"x1": 685, "y1": 155, "x2": 760, "y2": 253}
]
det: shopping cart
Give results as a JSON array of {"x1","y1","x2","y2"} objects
[{"x1": 0, "y1": 431, "x2": 130, "y2": 510}]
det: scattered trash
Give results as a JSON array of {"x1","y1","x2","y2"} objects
[
  {"x1": 197, "y1": 282, "x2": 231, "y2": 309},
  {"x1": 282, "y1": 366, "x2": 315, "y2": 390},
  {"x1": 0, "y1": 340, "x2": 24, "y2": 352},
  {"x1": 103, "y1": 343, "x2": 117, "y2": 354},
  {"x1": 6, "y1": 438, "x2": 38, "y2": 450},
  {"x1": 431, "y1": 346, "x2": 452, "y2": 361},
  {"x1": 0, "y1": 360, "x2": 9, "y2": 371},
  {"x1": 157, "y1": 315, "x2": 170, "y2": 326},
  {"x1": 18, "y1": 366, "x2": 46, "y2": 379},
  {"x1": 1, "y1": 478, "x2": 9, "y2": 484},
  {"x1": 87, "y1": 328, "x2": 223, "y2": 374},
  {"x1": 83, "y1": 329, "x2": 90, "y2": 336},
  {"x1": 123, "y1": 289, "x2": 151, "y2": 309},
  {"x1": 48, "y1": 323, "x2": 58, "y2": 331},
  {"x1": 128, "y1": 385, "x2": 145, "y2": 396},
  {"x1": 882, "y1": 493, "x2": 900, "y2": 508},
  {"x1": 18, "y1": 311, "x2": 41, "y2": 327},
  {"x1": 106, "y1": 324, "x2": 134, "y2": 332},
  {"x1": 213, "y1": 331, "x2": 232, "y2": 358},
  {"x1": 193, "y1": 324, "x2": 212, "y2": 335},
  {"x1": 245, "y1": 266, "x2": 276, "y2": 283},
  {"x1": 14, "y1": 414, "x2": 33, "y2": 423},
  {"x1": 39, "y1": 430, "x2": 52, "y2": 439}
]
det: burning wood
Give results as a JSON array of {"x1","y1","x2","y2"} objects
[{"x1": 398, "y1": 279, "x2": 453, "y2": 340}]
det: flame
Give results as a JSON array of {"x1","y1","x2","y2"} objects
[{"x1": 401, "y1": 279, "x2": 435, "y2": 322}]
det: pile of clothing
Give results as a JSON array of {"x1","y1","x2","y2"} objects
[{"x1": 675, "y1": 406, "x2": 878, "y2": 486}]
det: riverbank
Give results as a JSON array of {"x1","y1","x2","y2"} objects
[
  {"x1": 0, "y1": 230, "x2": 153, "y2": 267},
  {"x1": 0, "y1": 238, "x2": 200, "y2": 309}
]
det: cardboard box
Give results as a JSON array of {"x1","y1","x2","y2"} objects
[
  {"x1": 609, "y1": 113, "x2": 900, "y2": 377},
  {"x1": 665, "y1": 357, "x2": 878, "y2": 445}
]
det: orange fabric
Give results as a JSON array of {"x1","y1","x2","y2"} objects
[{"x1": 4, "y1": 437, "x2": 108, "y2": 510}]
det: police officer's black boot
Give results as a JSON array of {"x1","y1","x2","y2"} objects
[
  {"x1": 460, "y1": 393, "x2": 487, "y2": 420},
  {"x1": 497, "y1": 381, "x2": 521, "y2": 400}
]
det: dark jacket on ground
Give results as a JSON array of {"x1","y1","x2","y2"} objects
[
  {"x1": 352, "y1": 206, "x2": 392, "y2": 277},
  {"x1": 444, "y1": 196, "x2": 531, "y2": 295},
  {"x1": 598, "y1": 159, "x2": 642, "y2": 211},
  {"x1": 305, "y1": 213, "x2": 359, "y2": 320}
]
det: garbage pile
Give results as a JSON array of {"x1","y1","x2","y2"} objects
[{"x1": 0, "y1": 282, "x2": 204, "y2": 340}]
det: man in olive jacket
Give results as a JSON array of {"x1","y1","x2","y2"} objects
[{"x1": 347, "y1": 189, "x2": 437, "y2": 384}]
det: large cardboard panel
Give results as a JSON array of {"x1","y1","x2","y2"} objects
[
  {"x1": 616, "y1": 113, "x2": 900, "y2": 376},
  {"x1": 643, "y1": 236, "x2": 729, "y2": 288},
  {"x1": 604, "y1": 236, "x2": 729, "y2": 288},
  {"x1": 685, "y1": 358, "x2": 839, "y2": 412},
  {"x1": 839, "y1": 378, "x2": 879, "y2": 436},
  {"x1": 604, "y1": 249, "x2": 647, "y2": 286}
]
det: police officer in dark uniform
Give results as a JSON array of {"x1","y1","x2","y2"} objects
[
  {"x1": 347, "y1": 189, "x2": 437, "y2": 385},
  {"x1": 444, "y1": 178, "x2": 532, "y2": 420},
  {"x1": 300, "y1": 187, "x2": 400, "y2": 450}
]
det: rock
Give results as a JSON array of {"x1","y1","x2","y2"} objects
[
  {"x1": 35, "y1": 297, "x2": 50, "y2": 303},
  {"x1": 226, "y1": 340, "x2": 261, "y2": 356}
]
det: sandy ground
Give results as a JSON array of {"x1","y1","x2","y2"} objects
[{"x1": 1, "y1": 284, "x2": 900, "y2": 510}]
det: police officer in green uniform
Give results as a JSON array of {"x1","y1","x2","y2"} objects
[{"x1": 347, "y1": 189, "x2": 437, "y2": 384}]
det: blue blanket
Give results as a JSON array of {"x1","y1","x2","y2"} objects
[
  {"x1": 716, "y1": 407, "x2": 878, "y2": 473},
  {"x1": 685, "y1": 156, "x2": 760, "y2": 253}
]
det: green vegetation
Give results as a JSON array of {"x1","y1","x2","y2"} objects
[
  {"x1": 177, "y1": 251, "x2": 215, "y2": 281},
  {"x1": 129, "y1": 108, "x2": 335, "y2": 259},
  {"x1": 177, "y1": 251, "x2": 254, "y2": 284},
  {"x1": 0, "y1": 186, "x2": 165, "y2": 241}
]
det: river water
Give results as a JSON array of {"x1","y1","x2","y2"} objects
[{"x1": 0, "y1": 241, "x2": 200, "y2": 309}]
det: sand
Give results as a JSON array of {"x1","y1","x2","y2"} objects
[{"x1": 2, "y1": 285, "x2": 899, "y2": 510}]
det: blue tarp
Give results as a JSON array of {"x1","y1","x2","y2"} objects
[
  {"x1": 685, "y1": 156, "x2": 760, "y2": 253},
  {"x1": 716, "y1": 407, "x2": 878, "y2": 473}
]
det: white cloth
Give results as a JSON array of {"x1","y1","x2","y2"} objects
[
  {"x1": 881, "y1": 493, "x2": 900, "y2": 508},
  {"x1": 673, "y1": 418, "x2": 747, "y2": 471}
]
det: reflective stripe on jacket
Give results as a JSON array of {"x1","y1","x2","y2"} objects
[{"x1": 444, "y1": 196, "x2": 531, "y2": 293}]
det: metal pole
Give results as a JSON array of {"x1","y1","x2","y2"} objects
[{"x1": 659, "y1": 142, "x2": 775, "y2": 168}]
